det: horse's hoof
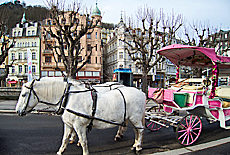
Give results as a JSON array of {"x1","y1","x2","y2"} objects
[
  {"x1": 136, "y1": 147, "x2": 142, "y2": 155},
  {"x1": 114, "y1": 135, "x2": 123, "y2": 141},
  {"x1": 77, "y1": 142, "x2": 81, "y2": 146},
  {"x1": 69, "y1": 140, "x2": 75, "y2": 144},
  {"x1": 131, "y1": 147, "x2": 135, "y2": 151},
  {"x1": 114, "y1": 137, "x2": 121, "y2": 141},
  {"x1": 136, "y1": 150, "x2": 142, "y2": 155},
  {"x1": 56, "y1": 152, "x2": 62, "y2": 155}
]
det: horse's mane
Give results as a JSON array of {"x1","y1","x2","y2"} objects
[{"x1": 33, "y1": 81, "x2": 67, "y2": 104}]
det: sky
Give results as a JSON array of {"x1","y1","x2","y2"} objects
[{"x1": 3, "y1": 0, "x2": 230, "y2": 30}]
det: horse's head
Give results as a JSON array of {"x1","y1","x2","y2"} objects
[{"x1": 16, "y1": 80, "x2": 38, "y2": 116}]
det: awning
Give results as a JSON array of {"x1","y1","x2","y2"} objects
[
  {"x1": 114, "y1": 68, "x2": 132, "y2": 73},
  {"x1": 7, "y1": 81, "x2": 18, "y2": 84}
]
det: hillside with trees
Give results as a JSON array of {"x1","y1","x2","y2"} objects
[{"x1": 0, "y1": 1, "x2": 49, "y2": 34}]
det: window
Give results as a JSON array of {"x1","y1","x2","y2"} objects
[
  {"x1": 18, "y1": 31, "x2": 20, "y2": 36},
  {"x1": 93, "y1": 71, "x2": 100, "y2": 76},
  {"x1": 11, "y1": 53, "x2": 15, "y2": 60},
  {"x1": 28, "y1": 31, "x2": 30, "y2": 36},
  {"x1": 87, "y1": 33, "x2": 91, "y2": 39},
  {"x1": 14, "y1": 31, "x2": 16, "y2": 37},
  {"x1": 41, "y1": 71, "x2": 48, "y2": 77},
  {"x1": 95, "y1": 44, "x2": 97, "y2": 51},
  {"x1": 87, "y1": 56, "x2": 91, "y2": 64},
  {"x1": 55, "y1": 71, "x2": 62, "y2": 76},
  {"x1": 95, "y1": 57, "x2": 97, "y2": 64},
  {"x1": 11, "y1": 66, "x2": 15, "y2": 73},
  {"x1": 77, "y1": 71, "x2": 84, "y2": 76},
  {"x1": 58, "y1": 56, "x2": 62, "y2": 62},
  {"x1": 34, "y1": 42, "x2": 36, "y2": 46},
  {"x1": 18, "y1": 53, "x2": 22, "y2": 60},
  {"x1": 119, "y1": 52, "x2": 123, "y2": 59},
  {"x1": 28, "y1": 42, "x2": 30, "y2": 47},
  {"x1": 19, "y1": 65, "x2": 22, "y2": 73},
  {"x1": 32, "y1": 52, "x2": 36, "y2": 60},
  {"x1": 25, "y1": 42, "x2": 27, "y2": 47},
  {"x1": 32, "y1": 65, "x2": 36, "y2": 73},
  {"x1": 96, "y1": 32, "x2": 97, "y2": 39},
  {"x1": 24, "y1": 52, "x2": 27, "y2": 59},
  {"x1": 32, "y1": 42, "x2": 34, "y2": 47},
  {"x1": 85, "y1": 71, "x2": 92, "y2": 76},
  {"x1": 64, "y1": 44, "x2": 67, "y2": 50},
  {"x1": 45, "y1": 56, "x2": 51, "y2": 62},
  {"x1": 87, "y1": 44, "x2": 91, "y2": 51},
  {"x1": 32, "y1": 30, "x2": 35, "y2": 35},
  {"x1": 25, "y1": 65, "x2": 28, "y2": 73},
  {"x1": 49, "y1": 71, "x2": 54, "y2": 76}
]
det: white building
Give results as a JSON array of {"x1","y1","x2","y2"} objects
[
  {"x1": 8, "y1": 13, "x2": 40, "y2": 86},
  {"x1": 103, "y1": 17, "x2": 160, "y2": 87}
]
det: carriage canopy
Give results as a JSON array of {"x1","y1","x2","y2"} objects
[{"x1": 157, "y1": 44, "x2": 230, "y2": 69}]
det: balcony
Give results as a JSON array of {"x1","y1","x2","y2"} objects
[
  {"x1": 42, "y1": 50, "x2": 53, "y2": 55},
  {"x1": 42, "y1": 62, "x2": 65, "y2": 69}
]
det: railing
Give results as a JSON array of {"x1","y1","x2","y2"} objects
[{"x1": 0, "y1": 87, "x2": 21, "y2": 99}]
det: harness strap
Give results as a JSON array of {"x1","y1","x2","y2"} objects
[
  {"x1": 116, "y1": 88, "x2": 127, "y2": 127},
  {"x1": 87, "y1": 90, "x2": 97, "y2": 132},
  {"x1": 56, "y1": 82, "x2": 72, "y2": 115}
]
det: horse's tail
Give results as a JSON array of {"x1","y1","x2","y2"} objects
[{"x1": 142, "y1": 110, "x2": 145, "y2": 127}]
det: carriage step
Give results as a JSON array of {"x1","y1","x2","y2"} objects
[
  {"x1": 150, "y1": 120, "x2": 169, "y2": 128},
  {"x1": 147, "y1": 115, "x2": 181, "y2": 125}
]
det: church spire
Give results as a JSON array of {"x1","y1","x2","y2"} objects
[{"x1": 21, "y1": 12, "x2": 26, "y2": 23}]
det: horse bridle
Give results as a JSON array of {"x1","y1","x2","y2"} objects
[{"x1": 21, "y1": 79, "x2": 94, "y2": 114}]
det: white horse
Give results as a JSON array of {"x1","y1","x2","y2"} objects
[
  {"x1": 40, "y1": 77, "x2": 126, "y2": 143},
  {"x1": 16, "y1": 80, "x2": 146, "y2": 155}
]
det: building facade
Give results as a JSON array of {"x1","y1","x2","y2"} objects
[
  {"x1": 103, "y1": 17, "x2": 162, "y2": 87},
  {"x1": 8, "y1": 13, "x2": 40, "y2": 86},
  {"x1": 40, "y1": 3, "x2": 102, "y2": 83}
]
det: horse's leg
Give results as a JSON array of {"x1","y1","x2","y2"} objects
[
  {"x1": 74, "y1": 125, "x2": 89, "y2": 155},
  {"x1": 129, "y1": 114, "x2": 145, "y2": 153},
  {"x1": 69, "y1": 131, "x2": 77, "y2": 144},
  {"x1": 114, "y1": 120, "x2": 128, "y2": 141},
  {"x1": 57, "y1": 123, "x2": 73, "y2": 155}
]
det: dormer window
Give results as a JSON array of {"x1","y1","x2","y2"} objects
[
  {"x1": 18, "y1": 31, "x2": 20, "y2": 36},
  {"x1": 32, "y1": 30, "x2": 35, "y2": 35},
  {"x1": 28, "y1": 31, "x2": 31, "y2": 36},
  {"x1": 14, "y1": 31, "x2": 16, "y2": 37}
]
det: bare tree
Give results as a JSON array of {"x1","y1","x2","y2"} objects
[
  {"x1": 184, "y1": 20, "x2": 224, "y2": 77},
  {"x1": 0, "y1": 8, "x2": 15, "y2": 84},
  {"x1": 121, "y1": 6, "x2": 183, "y2": 95},
  {"x1": 43, "y1": 0, "x2": 100, "y2": 79}
]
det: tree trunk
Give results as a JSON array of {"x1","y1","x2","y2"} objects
[{"x1": 142, "y1": 68, "x2": 148, "y2": 97}]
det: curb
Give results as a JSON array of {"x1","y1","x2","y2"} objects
[{"x1": 0, "y1": 110, "x2": 16, "y2": 114}]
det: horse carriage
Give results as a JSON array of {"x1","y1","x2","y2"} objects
[
  {"x1": 145, "y1": 44, "x2": 230, "y2": 146},
  {"x1": 15, "y1": 44, "x2": 230, "y2": 154}
]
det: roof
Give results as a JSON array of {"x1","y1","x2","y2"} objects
[{"x1": 92, "y1": 3, "x2": 101, "y2": 16}]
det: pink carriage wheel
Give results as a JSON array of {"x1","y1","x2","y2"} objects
[
  {"x1": 176, "y1": 114, "x2": 202, "y2": 146},
  {"x1": 145, "y1": 99, "x2": 163, "y2": 131}
]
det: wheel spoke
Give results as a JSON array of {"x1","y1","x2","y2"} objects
[
  {"x1": 191, "y1": 116, "x2": 198, "y2": 127},
  {"x1": 147, "y1": 122, "x2": 152, "y2": 128},
  {"x1": 181, "y1": 133, "x2": 188, "y2": 144},
  {"x1": 151, "y1": 123, "x2": 156, "y2": 130},
  {"x1": 192, "y1": 121, "x2": 201, "y2": 129},
  {"x1": 178, "y1": 131, "x2": 187, "y2": 140},
  {"x1": 178, "y1": 129, "x2": 187, "y2": 133}
]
